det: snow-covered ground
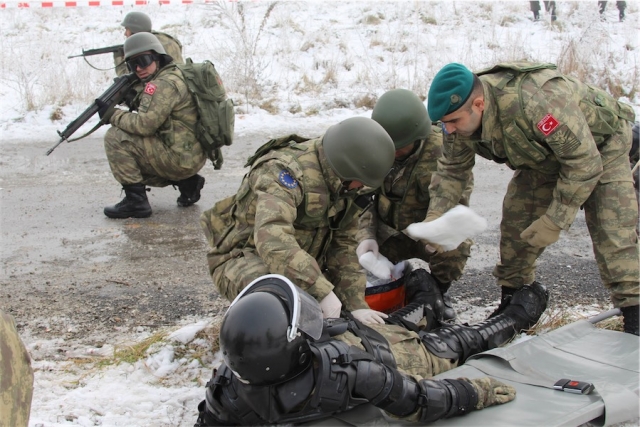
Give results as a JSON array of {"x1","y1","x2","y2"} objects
[{"x1": 1, "y1": 1, "x2": 639, "y2": 426}]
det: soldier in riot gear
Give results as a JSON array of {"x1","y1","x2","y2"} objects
[
  {"x1": 357, "y1": 88, "x2": 474, "y2": 322},
  {"x1": 194, "y1": 273, "x2": 549, "y2": 426},
  {"x1": 114, "y1": 11, "x2": 184, "y2": 76},
  {"x1": 201, "y1": 117, "x2": 395, "y2": 322},
  {"x1": 101, "y1": 32, "x2": 207, "y2": 218}
]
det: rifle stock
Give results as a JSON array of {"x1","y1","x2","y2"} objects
[
  {"x1": 46, "y1": 73, "x2": 138, "y2": 156},
  {"x1": 68, "y1": 44, "x2": 123, "y2": 59}
]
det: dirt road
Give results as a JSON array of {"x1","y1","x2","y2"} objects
[{"x1": 0, "y1": 123, "x2": 611, "y2": 355}]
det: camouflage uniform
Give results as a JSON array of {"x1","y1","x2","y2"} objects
[
  {"x1": 201, "y1": 136, "x2": 369, "y2": 311},
  {"x1": 357, "y1": 124, "x2": 473, "y2": 285},
  {"x1": 429, "y1": 62, "x2": 639, "y2": 308},
  {"x1": 104, "y1": 63, "x2": 206, "y2": 187},
  {"x1": 0, "y1": 310, "x2": 33, "y2": 427},
  {"x1": 114, "y1": 31, "x2": 184, "y2": 77}
]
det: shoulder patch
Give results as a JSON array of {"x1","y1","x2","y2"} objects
[
  {"x1": 144, "y1": 83, "x2": 157, "y2": 96},
  {"x1": 537, "y1": 113, "x2": 560, "y2": 137},
  {"x1": 278, "y1": 170, "x2": 298, "y2": 189}
]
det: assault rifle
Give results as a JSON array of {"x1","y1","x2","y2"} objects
[
  {"x1": 46, "y1": 73, "x2": 138, "y2": 156},
  {"x1": 68, "y1": 44, "x2": 123, "y2": 59}
]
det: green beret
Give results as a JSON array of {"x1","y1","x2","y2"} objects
[{"x1": 427, "y1": 63, "x2": 474, "y2": 122}]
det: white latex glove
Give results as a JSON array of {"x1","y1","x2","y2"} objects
[
  {"x1": 351, "y1": 308, "x2": 388, "y2": 325},
  {"x1": 359, "y1": 251, "x2": 394, "y2": 279},
  {"x1": 356, "y1": 239, "x2": 379, "y2": 258},
  {"x1": 405, "y1": 205, "x2": 488, "y2": 252},
  {"x1": 319, "y1": 291, "x2": 342, "y2": 318}
]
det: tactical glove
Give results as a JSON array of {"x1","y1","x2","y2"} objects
[
  {"x1": 468, "y1": 377, "x2": 517, "y2": 409},
  {"x1": 96, "y1": 99, "x2": 116, "y2": 124},
  {"x1": 319, "y1": 291, "x2": 342, "y2": 318},
  {"x1": 520, "y1": 214, "x2": 561, "y2": 248},
  {"x1": 351, "y1": 308, "x2": 388, "y2": 325}
]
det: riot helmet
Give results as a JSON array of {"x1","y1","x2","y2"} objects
[
  {"x1": 322, "y1": 117, "x2": 395, "y2": 188},
  {"x1": 123, "y1": 32, "x2": 166, "y2": 60},
  {"x1": 219, "y1": 274, "x2": 323, "y2": 386},
  {"x1": 121, "y1": 11, "x2": 152, "y2": 34},
  {"x1": 372, "y1": 89, "x2": 431, "y2": 149}
]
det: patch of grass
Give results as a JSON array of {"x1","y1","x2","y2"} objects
[{"x1": 49, "y1": 107, "x2": 64, "y2": 121}]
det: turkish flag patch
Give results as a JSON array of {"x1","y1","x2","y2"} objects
[
  {"x1": 537, "y1": 113, "x2": 560, "y2": 136},
  {"x1": 144, "y1": 83, "x2": 157, "y2": 96}
]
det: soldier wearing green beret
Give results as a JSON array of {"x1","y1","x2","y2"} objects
[
  {"x1": 201, "y1": 117, "x2": 396, "y2": 322},
  {"x1": 426, "y1": 62, "x2": 639, "y2": 335}
]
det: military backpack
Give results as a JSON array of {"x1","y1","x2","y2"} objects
[{"x1": 177, "y1": 58, "x2": 235, "y2": 170}]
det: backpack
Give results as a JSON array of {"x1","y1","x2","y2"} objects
[{"x1": 177, "y1": 58, "x2": 235, "y2": 170}]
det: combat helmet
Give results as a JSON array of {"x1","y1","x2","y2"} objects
[
  {"x1": 121, "y1": 11, "x2": 152, "y2": 34},
  {"x1": 219, "y1": 274, "x2": 323, "y2": 386},
  {"x1": 322, "y1": 117, "x2": 394, "y2": 188},
  {"x1": 372, "y1": 89, "x2": 431, "y2": 149},
  {"x1": 123, "y1": 32, "x2": 166, "y2": 60}
]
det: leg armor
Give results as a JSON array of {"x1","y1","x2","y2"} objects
[{"x1": 420, "y1": 282, "x2": 548, "y2": 363}]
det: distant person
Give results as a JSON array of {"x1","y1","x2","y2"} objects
[
  {"x1": 356, "y1": 89, "x2": 474, "y2": 322},
  {"x1": 426, "y1": 62, "x2": 638, "y2": 335},
  {"x1": 100, "y1": 33, "x2": 206, "y2": 218},
  {"x1": 543, "y1": 1, "x2": 557, "y2": 21},
  {"x1": 529, "y1": 1, "x2": 541, "y2": 21},
  {"x1": 194, "y1": 274, "x2": 549, "y2": 426},
  {"x1": 114, "y1": 11, "x2": 184, "y2": 76},
  {"x1": 0, "y1": 310, "x2": 34, "y2": 427},
  {"x1": 201, "y1": 117, "x2": 395, "y2": 323},
  {"x1": 598, "y1": 1, "x2": 626, "y2": 21}
]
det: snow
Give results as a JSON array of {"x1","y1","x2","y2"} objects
[{"x1": 1, "y1": 0, "x2": 638, "y2": 426}]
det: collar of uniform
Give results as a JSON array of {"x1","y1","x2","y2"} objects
[
  {"x1": 480, "y1": 80, "x2": 499, "y2": 143},
  {"x1": 316, "y1": 138, "x2": 345, "y2": 195}
]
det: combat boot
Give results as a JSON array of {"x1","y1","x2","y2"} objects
[
  {"x1": 488, "y1": 286, "x2": 517, "y2": 318},
  {"x1": 419, "y1": 282, "x2": 549, "y2": 364},
  {"x1": 404, "y1": 269, "x2": 446, "y2": 318},
  {"x1": 385, "y1": 301, "x2": 439, "y2": 332},
  {"x1": 621, "y1": 305, "x2": 639, "y2": 335},
  {"x1": 104, "y1": 184, "x2": 152, "y2": 219},
  {"x1": 175, "y1": 174, "x2": 205, "y2": 207},
  {"x1": 436, "y1": 281, "x2": 457, "y2": 322}
]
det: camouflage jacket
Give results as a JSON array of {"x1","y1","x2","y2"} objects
[
  {"x1": 429, "y1": 62, "x2": 636, "y2": 230},
  {"x1": 109, "y1": 63, "x2": 205, "y2": 166},
  {"x1": 114, "y1": 31, "x2": 184, "y2": 76},
  {"x1": 357, "y1": 125, "x2": 473, "y2": 243},
  {"x1": 201, "y1": 137, "x2": 369, "y2": 310}
]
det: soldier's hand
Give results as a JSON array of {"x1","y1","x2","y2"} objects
[
  {"x1": 319, "y1": 291, "x2": 342, "y2": 318},
  {"x1": 424, "y1": 241, "x2": 444, "y2": 254},
  {"x1": 97, "y1": 99, "x2": 116, "y2": 124},
  {"x1": 356, "y1": 238, "x2": 379, "y2": 257},
  {"x1": 468, "y1": 377, "x2": 517, "y2": 409},
  {"x1": 351, "y1": 308, "x2": 388, "y2": 325},
  {"x1": 520, "y1": 214, "x2": 561, "y2": 248}
]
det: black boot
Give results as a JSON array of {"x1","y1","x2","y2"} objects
[
  {"x1": 419, "y1": 282, "x2": 549, "y2": 363},
  {"x1": 104, "y1": 184, "x2": 152, "y2": 219},
  {"x1": 533, "y1": 11, "x2": 540, "y2": 20},
  {"x1": 621, "y1": 305, "x2": 639, "y2": 335},
  {"x1": 489, "y1": 286, "x2": 517, "y2": 318},
  {"x1": 405, "y1": 269, "x2": 447, "y2": 321},
  {"x1": 386, "y1": 301, "x2": 439, "y2": 332},
  {"x1": 175, "y1": 174, "x2": 205, "y2": 207},
  {"x1": 437, "y1": 281, "x2": 457, "y2": 322}
]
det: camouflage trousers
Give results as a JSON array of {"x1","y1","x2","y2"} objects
[
  {"x1": 494, "y1": 152, "x2": 639, "y2": 308},
  {"x1": 210, "y1": 249, "x2": 272, "y2": 301},
  {"x1": 0, "y1": 310, "x2": 33, "y2": 427},
  {"x1": 104, "y1": 127, "x2": 206, "y2": 187},
  {"x1": 379, "y1": 233, "x2": 472, "y2": 286}
]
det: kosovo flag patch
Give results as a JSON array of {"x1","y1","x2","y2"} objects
[{"x1": 278, "y1": 170, "x2": 298, "y2": 189}]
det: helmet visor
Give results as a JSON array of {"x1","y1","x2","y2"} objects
[{"x1": 231, "y1": 274, "x2": 324, "y2": 341}]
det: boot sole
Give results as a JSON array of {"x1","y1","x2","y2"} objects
[{"x1": 104, "y1": 209, "x2": 152, "y2": 219}]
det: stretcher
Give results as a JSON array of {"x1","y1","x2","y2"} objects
[{"x1": 305, "y1": 310, "x2": 639, "y2": 427}]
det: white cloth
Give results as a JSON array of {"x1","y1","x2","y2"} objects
[
  {"x1": 358, "y1": 251, "x2": 395, "y2": 279},
  {"x1": 404, "y1": 205, "x2": 488, "y2": 251},
  {"x1": 351, "y1": 308, "x2": 388, "y2": 325},
  {"x1": 319, "y1": 291, "x2": 342, "y2": 318}
]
